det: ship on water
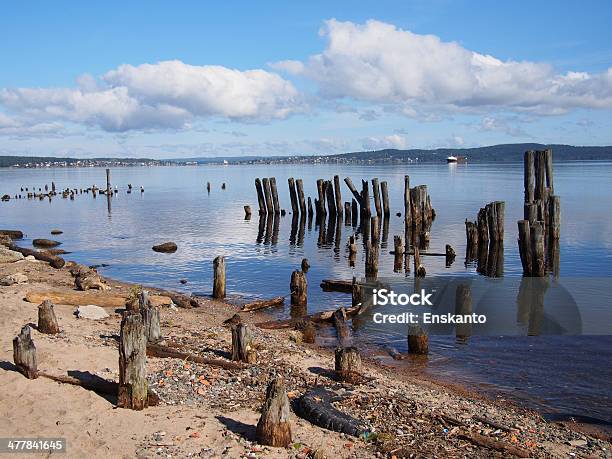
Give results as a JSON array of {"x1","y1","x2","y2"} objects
[{"x1": 447, "y1": 155, "x2": 467, "y2": 163}]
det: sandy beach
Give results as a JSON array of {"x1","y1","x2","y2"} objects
[{"x1": 0, "y1": 250, "x2": 610, "y2": 459}]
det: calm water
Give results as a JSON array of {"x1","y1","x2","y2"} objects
[{"x1": 1, "y1": 163, "x2": 611, "y2": 424}]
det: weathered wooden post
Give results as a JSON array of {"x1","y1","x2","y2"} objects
[
  {"x1": 365, "y1": 240, "x2": 379, "y2": 278},
  {"x1": 351, "y1": 276, "x2": 362, "y2": 307},
  {"x1": 270, "y1": 178, "x2": 281, "y2": 214},
  {"x1": 407, "y1": 325, "x2": 428, "y2": 355},
  {"x1": 333, "y1": 175, "x2": 343, "y2": 217},
  {"x1": 324, "y1": 180, "x2": 336, "y2": 216},
  {"x1": 13, "y1": 325, "x2": 38, "y2": 379},
  {"x1": 296, "y1": 179, "x2": 306, "y2": 215},
  {"x1": 316, "y1": 179, "x2": 327, "y2": 219},
  {"x1": 455, "y1": 284, "x2": 472, "y2": 341},
  {"x1": 262, "y1": 178, "x2": 274, "y2": 215},
  {"x1": 351, "y1": 199, "x2": 358, "y2": 226},
  {"x1": 549, "y1": 195, "x2": 560, "y2": 240},
  {"x1": 394, "y1": 235, "x2": 404, "y2": 272},
  {"x1": 486, "y1": 201, "x2": 505, "y2": 242},
  {"x1": 106, "y1": 168, "x2": 111, "y2": 196},
  {"x1": 333, "y1": 307, "x2": 351, "y2": 346},
  {"x1": 404, "y1": 175, "x2": 411, "y2": 229},
  {"x1": 524, "y1": 150, "x2": 535, "y2": 204},
  {"x1": 371, "y1": 178, "x2": 382, "y2": 217},
  {"x1": 288, "y1": 178, "x2": 299, "y2": 214},
  {"x1": 290, "y1": 270, "x2": 307, "y2": 308},
  {"x1": 256, "y1": 376, "x2": 292, "y2": 447},
  {"x1": 255, "y1": 178, "x2": 266, "y2": 215},
  {"x1": 380, "y1": 181, "x2": 390, "y2": 217},
  {"x1": 344, "y1": 201, "x2": 352, "y2": 224},
  {"x1": 531, "y1": 222, "x2": 545, "y2": 277},
  {"x1": 231, "y1": 323, "x2": 255, "y2": 363},
  {"x1": 360, "y1": 180, "x2": 371, "y2": 217},
  {"x1": 118, "y1": 311, "x2": 148, "y2": 410},
  {"x1": 307, "y1": 196, "x2": 313, "y2": 219},
  {"x1": 38, "y1": 300, "x2": 60, "y2": 334},
  {"x1": 207, "y1": 182, "x2": 211, "y2": 193},
  {"x1": 213, "y1": 256, "x2": 226, "y2": 299},
  {"x1": 465, "y1": 220, "x2": 478, "y2": 262},
  {"x1": 370, "y1": 216, "x2": 380, "y2": 244},
  {"x1": 301, "y1": 258, "x2": 310, "y2": 273},
  {"x1": 335, "y1": 346, "x2": 361, "y2": 382},
  {"x1": 244, "y1": 205, "x2": 252, "y2": 219},
  {"x1": 139, "y1": 290, "x2": 161, "y2": 344},
  {"x1": 518, "y1": 220, "x2": 532, "y2": 276}
]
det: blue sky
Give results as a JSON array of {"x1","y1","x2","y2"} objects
[{"x1": 1, "y1": 0, "x2": 612, "y2": 158}]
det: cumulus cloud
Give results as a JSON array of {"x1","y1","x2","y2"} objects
[
  {"x1": 362, "y1": 134, "x2": 407, "y2": 150},
  {"x1": 0, "y1": 60, "x2": 301, "y2": 132},
  {"x1": 280, "y1": 19, "x2": 612, "y2": 115}
]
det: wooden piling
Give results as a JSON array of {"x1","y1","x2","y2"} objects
[
  {"x1": 307, "y1": 197, "x2": 313, "y2": 219},
  {"x1": 106, "y1": 168, "x2": 111, "y2": 195},
  {"x1": 351, "y1": 276, "x2": 362, "y2": 307},
  {"x1": 333, "y1": 175, "x2": 343, "y2": 217},
  {"x1": 365, "y1": 240, "x2": 379, "y2": 278},
  {"x1": 371, "y1": 178, "x2": 382, "y2": 217},
  {"x1": 231, "y1": 323, "x2": 254, "y2": 363},
  {"x1": 335, "y1": 346, "x2": 361, "y2": 383},
  {"x1": 139, "y1": 290, "x2": 161, "y2": 344},
  {"x1": 518, "y1": 220, "x2": 532, "y2": 276},
  {"x1": 465, "y1": 220, "x2": 478, "y2": 260},
  {"x1": 486, "y1": 201, "x2": 505, "y2": 242},
  {"x1": 325, "y1": 180, "x2": 337, "y2": 216},
  {"x1": 263, "y1": 178, "x2": 274, "y2": 215},
  {"x1": 381, "y1": 181, "x2": 390, "y2": 217},
  {"x1": 255, "y1": 179, "x2": 266, "y2": 215},
  {"x1": 118, "y1": 311, "x2": 148, "y2": 410},
  {"x1": 370, "y1": 216, "x2": 380, "y2": 244},
  {"x1": 407, "y1": 325, "x2": 428, "y2": 355},
  {"x1": 404, "y1": 175, "x2": 411, "y2": 227},
  {"x1": 455, "y1": 284, "x2": 472, "y2": 340},
  {"x1": 544, "y1": 148, "x2": 554, "y2": 194},
  {"x1": 288, "y1": 178, "x2": 299, "y2": 214},
  {"x1": 361, "y1": 180, "x2": 371, "y2": 216},
  {"x1": 38, "y1": 300, "x2": 60, "y2": 334},
  {"x1": 524, "y1": 150, "x2": 535, "y2": 203},
  {"x1": 316, "y1": 179, "x2": 326, "y2": 218},
  {"x1": 13, "y1": 325, "x2": 38, "y2": 379},
  {"x1": 344, "y1": 201, "x2": 352, "y2": 224},
  {"x1": 531, "y1": 222, "x2": 545, "y2": 277},
  {"x1": 270, "y1": 178, "x2": 281, "y2": 214},
  {"x1": 351, "y1": 199, "x2": 358, "y2": 226},
  {"x1": 296, "y1": 179, "x2": 306, "y2": 215},
  {"x1": 534, "y1": 150, "x2": 546, "y2": 201},
  {"x1": 213, "y1": 256, "x2": 226, "y2": 299},
  {"x1": 244, "y1": 205, "x2": 252, "y2": 219},
  {"x1": 549, "y1": 195, "x2": 560, "y2": 240},
  {"x1": 344, "y1": 177, "x2": 363, "y2": 208},
  {"x1": 290, "y1": 270, "x2": 307, "y2": 308},
  {"x1": 256, "y1": 376, "x2": 292, "y2": 447}
]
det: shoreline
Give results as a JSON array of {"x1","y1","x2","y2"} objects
[{"x1": 0, "y1": 250, "x2": 610, "y2": 457}]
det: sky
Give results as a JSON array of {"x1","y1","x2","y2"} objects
[{"x1": 1, "y1": 0, "x2": 612, "y2": 158}]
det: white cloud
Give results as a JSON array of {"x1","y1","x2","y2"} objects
[
  {"x1": 362, "y1": 134, "x2": 407, "y2": 150},
  {"x1": 0, "y1": 60, "x2": 301, "y2": 133},
  {"x1": 282, "y1": 19, "x2": 612, "y2": 115}
]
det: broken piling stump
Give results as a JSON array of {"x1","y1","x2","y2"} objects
[
  {"x1": 118, "y1": 311, "x2": 148, "y2": 410},
  {"x1": 231, "y1": 322, "x2": 255, "y2": 363},
  {"x1": 38, "y1": 300, "x2": 60, "y2": 334},
  {"x1": 13, "y1": 325, "x2": 38, "y2": 379},
  {"x1": 335, "y1": 346, "x2": 362, "y2": 383},
  {"x1": 256, "y1": 376, "x2": 292, "y2": 447},
  {"x1": 408, "y1": 325, "x2": 429, "y2": 355},
  {"x1": 213, "y1": 255, "x2": 226, "y2": 299}
]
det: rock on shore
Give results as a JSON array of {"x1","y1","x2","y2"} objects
[
  {"x1": 0, "y1": 247, "x2": 25, "y2": 263},
  {"x1": 33, "y1": 239, "x2": 62, "y2": 248}
]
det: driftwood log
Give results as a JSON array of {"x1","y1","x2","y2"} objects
[
  {"x1": 25, "y1": 291, "x2": 171, "y2": 309},
  {"x1": 13, "y1": 325, "x2": 38, "y2": 379},
  {"x1": 146, "y1": 343, "x2": 245, "y2": 370},
  {"x1": 242, "y1": 296, "x2": 285, "y2": 312},
  {"x1": 256, "y1": 376, "x2": 292, "y2": 447},
  {"x1": 118, "y1": 312, "x2": 148, "y2": 410},
  {"x1": 38, "y1": 300, "x2": 60, "y2": 334},
  {"x1": 256, "y1": 302, "x2": 363, "y2": 330},
  {"x1": 8, "y1": 243, "x2": 65, "y2": 268}
]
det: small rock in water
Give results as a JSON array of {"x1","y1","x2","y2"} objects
[
  {"x1": 179, "y1": 279, "x2": 188, "y2": 284},
  {"x1": 0, "y1": 272, "x2": 28, "y2": 286},
  {"x1": 33, "y1": 238, "x2": 61, "y2": 248},
  {"x1": 152, "y1": 242, "x2": 177, "y2": 253},
  {"x1": 50, "y1": 229, "x2": 63, "y2": 235},
  {"x1": 75, "y1": 305, "x2": 110, "y2": 320},
  {"x1": 0, "y1": 247, "x2": 25, "y2": 263}
]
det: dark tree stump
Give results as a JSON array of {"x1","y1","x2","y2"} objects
[
  {"x1": 302, "y1": 321, "x2": 316, "y2": 344},
  {"x1": 231, "y1": 323, "x2": 254, "y2": 363},
  {"x1": 256, "y1": 376, "x2": 292, "y2": 447},
  {"x1": 213, "y1": 255, "x2": 226, "y2": 299},
  {"x1": 118, "y1": 312, "x2": 148, "y2": 410},
  {"x1": 408, "y1": 325, "x2": 429, "y2": 355},
  {"x1": 290, "y1": 270, "x2": 307, "y2": 308},
  {"x1": 13, "y1": 325, "x2": 38, "y2": 379},
  {"x1": 139, "y1": 290, "x2": 161, "y2": 343},
  {"x1": 38, "y1": 300, "x2": 60, "y2": 334},
  {"x1": 335, "y1": 346, "x2": 362, "y2": 382}
]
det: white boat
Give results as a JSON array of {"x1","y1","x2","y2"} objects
[{"x1": 446, "y1": 156, "x2": 458, "y2": 163}]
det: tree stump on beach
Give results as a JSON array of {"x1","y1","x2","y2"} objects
[
  {"x1": 231, "y1": 323, "x2": 255, "y2": 363},
  {"x1": 139, "y1": 290, "x2": 161, "y2": 344},
  {"x1": 13, "y1": 325, "x2": 38, "y2": 379},
  {"x1": 213, "y1": 256, "x2": 226, "y2": 299},
  {"x1": 256, "y1": 376, "x2": 292, "y2": 447},
  {"x1": 290, "y1": 270, "x2": 307, "y2": 308},
  {"x1": 335, "y1": 346, "x2": 361, "y2": 382},
  {"x1": 38, "y1": 300, "x2": 60, "y2": 334},
  {"x1": 408, "y1": 325, "x2": 429, "y2": 355},
  {"x1": 118, "y1": 311, "x2": 148, "y2": 410}
]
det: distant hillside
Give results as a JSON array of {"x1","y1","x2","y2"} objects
[{"x1": 322, "y1": 144, "x2": 612, "y2": 163}]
